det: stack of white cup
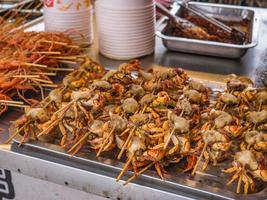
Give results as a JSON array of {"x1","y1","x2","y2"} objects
[
  {"x1": 95, "y1": 0, "x2": 156, "y2": 60},
  {"x1": 43, "y1": 0, "x2": 93, "y2": 45}
]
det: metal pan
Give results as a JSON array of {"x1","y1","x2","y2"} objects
[
  {"x1": 156, "y1": 2, "x2": 259, "y2": 59},
  {"x1": 11, "y1": 133, "x2": 266, "y2": 200},
  {"x1": 9, "y1": 77, "x2": 266, "y2": 200}
]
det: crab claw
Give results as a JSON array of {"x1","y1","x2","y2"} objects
[{"x1": 183, "y1": 155, "x2": 197, "y2": 173}]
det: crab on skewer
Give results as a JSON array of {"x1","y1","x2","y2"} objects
[
  {"x1": 8, "y1": 107, "x2": 51, "y2": 144},
  {"x1": 164, "y1": 111, "x2": 190, "y2": 150},
  {"x1": 223, "y1": 150, "x2": 267, "y2": 194},
  {"x1": 191, "y1": 130, "x2": 231, "y2": 175},
  {"x1": 116, "y1": 136, "x2": 147, "y2": 181},
  {"x1": 96, "y1": 113, "x2": 128, "y2": 157}
]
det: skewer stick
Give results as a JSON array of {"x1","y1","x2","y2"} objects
[
  {"x1": 222, "y1": 104, "x2": 227, "y2": 111},
  {"x1": 116, "y1": 154, "x2": 135, "y2": 182},
  {"x1": 42, "y1": 87, "x2": 67, "y2": 109},
  {"x1": 33, "y1": 55, "x2": 46, "y2": 65},
  {"x1": 53, "y1": 100, "x2": 74, "y2": 116},
  {"x1": 32, "y1": 78, "x2": 53, "y2": 84},
  {"x1": 58, "y1": 60, "x2": 77, "y2": 65},
  {"x1": 33, "y1": 84, "x2": 58, "y2": 88},
  {"x1": 24, "y1": 62, "x2": 47, "y2": 68},
  {"x1": 32, "y1": 72, "x2": 57, "y2": 76},
  {"x1": 40, "y1": 40, "x2": 68, "y2": 46},
  {"x1": 258, "y1": 102, "x2": 262, "y2": 112},
  {"x1": 141, "y1": 105, "x2": 147, "y2": 114},
  {"x1": 179, "y1": 109, "x2": 184, "y2": 117},
  {"x1": 117, "y1": 127, "x2": 136, "y2": 160},
  {"x1": 96, "y1": 126, "x2": 116, "y2": 157},
  {"x1": 119, "y1": 128, "x2": 130, "y2": 136},
  {"x1": 5, "y1": 121, "x2": 30, "y2": 144},
  {"x1": 0, "y1": 100, "x2": 24, "y2": 105},
  {"x1": 123, "y1": 161, "x2": 155, "y2": 186},
  {"x1": 13, "y1": 75, "x2": 40, "y2": 78},
  {"x1": 68, "y1": 131, "x2": 91, "y2": 153},
  {"x1": 48, "y1": 56, "x2": 79, "y2": 60},
  {"x1": 0, "y1": 103, "x2": 28, "y2": 108},
  {"x1": 163, "y1": 129, "x2": 175, "y2": 150},
  {"x1": 40, "y1": 40, "x2": 80, "y2": 49},
  {"x1": 34, "y1": 51, "x2": 61, "y2": 55},
  {"x1": 70, "y1": 143, "x2": 83, "y2": 157},
  {"x1": 46, "y1": 67, "x2": 74, "y2": 72},
  {"x1": 191, "y1": 143, "x2": 208, "y2": 176},
  {"x1": 37, "y1": 101, "x2": 73, "y2": 137},
  {"x1": 37, "y1": 119, "x2": 58, "y2": 138}
]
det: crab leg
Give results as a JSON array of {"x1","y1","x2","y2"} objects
[{"x1": 236, "y1": 173, "x2": 243, "y2": 194}]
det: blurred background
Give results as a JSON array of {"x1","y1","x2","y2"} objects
[
  {"x1": 195, "y1": 0, "x2": 267, "y2": 7},
  {"x1": 156, "y1": 0, "x2": 267, "y2": 7}
]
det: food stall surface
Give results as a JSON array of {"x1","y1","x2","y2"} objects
[{"x1": 0, "y1": 3, "x2": 267, "y2": 200}]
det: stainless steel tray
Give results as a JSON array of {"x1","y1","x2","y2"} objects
[
  {"x1": 11, "y1": 133, "x2": 266, "y2": 200},
  {"x1": 156, "y1": 2, "x2": 259, "y2": 59},
  {"x1": 9, "y1": 77, "x2": 266, "y2": 200}
]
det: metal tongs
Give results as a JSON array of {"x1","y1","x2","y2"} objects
[
  {"x1": 156, "y1": 2, "x2": 196, "y2": 30},
  {"x1": 175, "y1": 0, "x2": 246, "y2": 42}
]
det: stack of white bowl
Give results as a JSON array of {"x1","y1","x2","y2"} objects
[
  {"x1": 44, "y1": 0, "x2": 93, "y2": 45},
  {"x1": 96, "y1": 0, "x2": 156, "y2": 60}
]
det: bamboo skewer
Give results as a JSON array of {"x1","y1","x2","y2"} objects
[
  {"x1": 5, "y1": 121, "x2": 30, "y2": 144},
  {"x1": 1, "y1": 103, "x2": 28, "y2": 108},
  {"x1": 32, "y1": 78, "x2": 53, "y2": 84},
  {"x1": 191, "y1": 143, "x2": 208, "y2": 176},
  {"x1": 163, "y1": 129, "x2": 175, "y2": 150},
  {"x1": 68, "y1": 131, "x2": 91, "y2": 153},
  {"x1": 0, "y1": 100, "x2": 24, "y2": 105},
  {"x1": 46, "y1": 67, "x2": 74, "y2": 72},
  {"x1": 116, "y1": 154, "x2": 135, "y2": 182},
  {"x1": 34, "y1": 51, "x2": 62, "y2": 55},
  {"x1": 38, "y1": 84, "x2": 58, "y2": 88},
  {"x1": 58, "y1": 60, "x2": 77, "y2": 65},
  {"x1": 13, "y1": 75, "x2": 40, "y2": 78},
  {"x1": 32, "y1": 72, "x2": 57, "y2": 76},
  {"x1": 117, "y1": 127, "x2": 136, "y2": 160},
  {"x1": 40, "y1": 40, "x2": 80, "y2": 49},
  {"x1": 48, "y1": 56, "x2": 79, "y2": 60},
  {"x1": 24, "y1": 62, "x2": 47, "y2": 68},
  {"x1": 96, "y1": 126, "x2": 116, "y2": 157},
  {"x1": 123, "y1": 162, "x2": 155, "y2": 186},
  {"x1": 41, "y1": 40, "x2": 68, "y2": 46}
]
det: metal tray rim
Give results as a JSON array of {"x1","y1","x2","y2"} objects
[{"x1": 11, "y1": 135, "x2": 267, "y2": 200}]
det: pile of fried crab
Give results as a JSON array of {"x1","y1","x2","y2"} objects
[{"x1": 8, "y1": 58, "x2": 267, "y2": 194}]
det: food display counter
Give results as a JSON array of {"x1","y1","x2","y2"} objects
[{"x1": 0, "y1": 2, "x2": 266, "y2": 200}]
